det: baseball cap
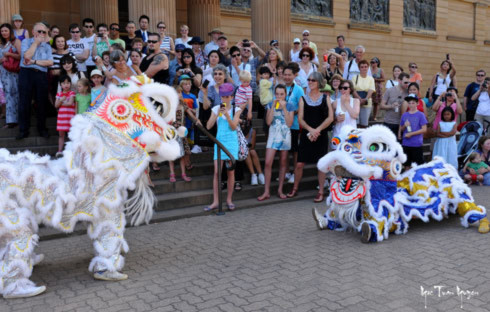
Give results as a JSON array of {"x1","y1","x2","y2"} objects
[
  {"x1": 218, "y1": 35, "x2": 227, "y2": 41},
  {"x1": 293, "y1": 38, "x2": 301, "y2": 44},
  {"x1": 175, "y1": 44, "x2": 186, "y2": 51},
  {"x1": 178, "y1": 74, "x2": 191, "y2": 83},
  {"x1": 405, "y1": 94, "x2": 418, "y2": 102},
  {"x1": 91, "y1": 69, "x2": 103, "y2": 77},
  {"x1": 302, "y1": 29, "x2": 310, "y2": 35},
  {"x1": 270, "y1": 40, "x2": 278, "y2": 46},
  {"x1": 208, "y1": 28, "x2": 223, "y2": 35}
]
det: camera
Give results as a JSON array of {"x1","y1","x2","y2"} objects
[
  {"x1": 242, "y1": 39, "x2": 251, "y2": 48},
  {"x1": 483, "y1": 81, "x2": 488, "y2": 89}
]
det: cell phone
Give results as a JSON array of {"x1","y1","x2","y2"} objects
[
  {"x1": 202, "y1": 79, "x2": 210, "y2": 88},
  {"x1": 98, "y1": 34, "x2": 103, "y2": 38},
  {"x1": 446, "y1": 53, "x2": 450, "y2": 60}
]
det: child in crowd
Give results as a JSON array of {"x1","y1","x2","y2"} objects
[
  {"x1": 464, "y1": 153, "x2": 489, "y2": 185},
  {"x1": 432, "y1": 106, "x2": 457, "y2": 168},
  {"x1": 169, "y1": 83, "x2": 193, "y2": 183},
  {"x1": 58, "y1": 55, "x2": 86, "y2": 92},
  {"x1": 90, "y1": 70, "x2": 107, "y2": 104},
  {"x1": 259, "y1": 66, "x2": 273, "y2": 108},
  {"x1": 75, "y1": 78, "x2": 91, "y2": 114},
  {"x1": 178, "y1": 75, "x2": 197, "y2": 171},
  {"x1": 55, "y1": 75, "x2": 76, "y2": 158},
  {"x1": 258, "y1": 84, "x2": 294, "y2": 201},
  {"x1": 205, "y1": 83, "x2": 241, "y2": 211},
  {"x1": 398, "y1": 94, "x2": 427, "y2": 169}
]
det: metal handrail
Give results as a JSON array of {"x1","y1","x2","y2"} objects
[{"x1": 186, "y1": 111, "x2": 236, "y2": 215}]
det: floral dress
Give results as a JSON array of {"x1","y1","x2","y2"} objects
[
  {"x1": 266, "y1": 105, "x2": 291, "y2": 151},
  {"x1": 0, "y1": 42, "x2": 19, "y2": 124},
  {"x1": 173, "y1": 104, "x2": 191, "y2": 156}
]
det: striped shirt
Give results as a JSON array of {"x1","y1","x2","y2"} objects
[
  {"x1": 56, "y1": 91, "x2": 76, "y2": 131},
  {"x1": 235, "y1": 85, "x2": 253, "y2": 106},
  {"x1": 160, "y1": 36, "x2": 171, "y2": 56},
  {"x1": 50, "y1": 52, "x2": 76, "y2": 70}
]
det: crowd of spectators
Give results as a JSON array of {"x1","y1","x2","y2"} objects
[{"x1": 1, "y1": 14, "x2": 490, "y2": 210}]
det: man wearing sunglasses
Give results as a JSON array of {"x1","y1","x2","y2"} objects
[
  {"x1": 82, "y1": 18, "x2": 97, "y2": 76},
  {"x1": 139, "y1": 33, "x2": 169, "y2": 85},
  {"x1": 380, "y1": 72, "x2": 411, "y2": 137},
  {"x1": 464, "y1": 70, "x2": 486, "y2": 121},
  {"x1": 67, "y1": 23, "x2": 89, "y2": 73},
  {"x1": 109, "y1": 23, "x2": 126, "y2": 50},
  {"x1": 17, "y1": 23, "x2": 53, "y2": 140}
]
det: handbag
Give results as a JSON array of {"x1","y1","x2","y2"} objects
[
  {"x1": 3, "y1": 43, "x2": 20, "y2": 73},
  {"x1": 232, "y1": 100, "x2": 249, "y2": 161}
]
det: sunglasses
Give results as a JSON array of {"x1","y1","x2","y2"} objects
[
  {"x1": 147, "y1": 40, "x2": 158, "y2": 44},
  {"x1": 84, "y1": 25, "x2": 94, "y2": 28},
  {"x1": 303, "y1": 33, "x2": 309, "y2": 36},
  {"x1": 477, "y1": 74, "x2": 485, "y2": 77},
  {"x1": 70, "y1": 30, "x2": 80, "y2": 34},
  {"x1": 301, "y1": 54, "x2": 310, "y2": 58},
  {"x1": 111, "y1": 28, "x2": 119, "y2": 31},
  {"x1": 411, "y1": 66, "x2": 417, "y2": 68},
  {"x1": 340, "y1": 86, "x2": 350, "y2": 90},
  {"x1": 232, "y1": 54, "x2": 241, "y2": 57},
  {"x1": 307, "y1": 79, "x2": 317, "y2": 82},
  {"x1": 446, "y1": 93, "x2": 453, "y2": 96},
  {"x1": 183, "y1": 55, "x2": 192, "y2": 59},
  {"x1": 294, "y1": 42, "x2": 300, "y2": 44},
  {"x1": 370, "y1": 61, "x2": 376, "y2": 64},
  {"x1": 243, "y1": 49, "x2": 251, "y2": 52},
  {"x1": 403, "y1": 81, "x2": 410, "y2": 84},
  {"x1": 158, "y1": 26, "x2": 166, "y2": 29}
]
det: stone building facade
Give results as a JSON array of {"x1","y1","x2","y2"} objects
[{"x1": 1, "y1": 0, "x2": 489, "y2": 91}]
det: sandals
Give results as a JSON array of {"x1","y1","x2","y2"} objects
[
  {"x1": 257, "y1": 194, "x2": 270, "y2": 201},
  {"x1": 314, "y1": 193, "x2": 324, "y2": 203},
  {"x1": 278, "y1": 193, "x2": 287, "y2": 199},
  {"x1": 204, "y1": 205, "x2": 217, "y2": 212},
  {"x1": 182, "y1": 173, "x2": 192, "y2": 182},
  {"x1": 185, "y1": 163, "x2": 194, "y2": 171},
  {"x1": 287, "y1": 188, "x2": 298, "y2": 198},
  {"x1": 226, "y1": 203, "x2": 236, "y2": 211},
  {"x1": 234, "y1": 182, "x2": 242, "y2": 191},
  {"x1": 169, "y1": 173, "x2": 176, "y2": 183},
  {"x1": 152, "y1": 163, "x2": 161, "y2": 171}
]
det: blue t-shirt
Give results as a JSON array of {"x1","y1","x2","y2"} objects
[
  {"x1": 464, "y1": 82, "x2": 481, "y2": 111},
  {"x1": 400, "y1": 111, "x2": 427, "y2": 147},
  {"x1": 274, "y1": 83, "x2": 304, "y2": 130},
  {"x1": 20, "y1": 38, "x2": 53, "y2": 72}
]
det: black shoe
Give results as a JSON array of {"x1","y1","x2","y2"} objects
[{"x1": 15, "y1": 132, "x2": 29, "y2": 140}]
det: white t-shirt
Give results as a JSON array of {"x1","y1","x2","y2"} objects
[
  {"x1": 211, "y1": 105, "x2": 241, "y2": 118},
  {"x1": 385, "y1": 79, "x2": 399, "y2": 89},
  {"x1": 477, "y1": 91, "x2": 490, "y2": 116},
  {"x1": 175, "y1": 37, "x2": 192, "y2": 49},
  {"x1": 67, "y1": 38, "x2": 89, "y2": 71},
  {"x1": 84, "y1": 34, "x2": 96, "y2": 67},
  {"x1": 290, "y1": 49, "x2": 300, "y2": 63}
]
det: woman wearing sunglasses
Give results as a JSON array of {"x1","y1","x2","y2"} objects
[
  {"x1": 288, "y1": 72, "x2": 333, "y2": 201},
  {"x1": 176, "y1": 48, "x2": 202, "y2": 97},
  {"x1": 297, "y1": 47, "x2": 317, "y2": 85},
  {"x1": 332, "y1": 79, "x2": 360, "y2": 141},
  {"x1": 408, "y1": 62, "x2": 422, "y2": 86}
]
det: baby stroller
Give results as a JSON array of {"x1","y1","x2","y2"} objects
[{"x1": 457, "y1": 121, "x2": 483, "y2": 169}]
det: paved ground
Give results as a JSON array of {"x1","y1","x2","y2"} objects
[{"x1": 3, "y1": 187, "x2": 490, "y2": 312}]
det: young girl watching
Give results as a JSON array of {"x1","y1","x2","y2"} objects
[
  {"x1": 75, "y1": 78, "x2": 91, "y2": 114},
  {"x1": 432, "y1": 106, "x2": 457, "y2": 168},
  {"x1": 55, "y1": 75, "x2": 76, "y2": 158}
]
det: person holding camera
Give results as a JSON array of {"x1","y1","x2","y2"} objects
[
  {"x1": 472, "y1": 77, "x2": 490, "y2": 127},
  {"x1": 432, "y1": 87, "x2": 462, "y2": 131},
  {"x1": 175, "y1": 48, "x2": 202, "y2": 96},
  {"x1": 352, "y1": 60, "x2": 375, "y2": 128},
  {"x1": 464, "y1": 70, "x2": 486, "y2": 122},
  {"x1": 428, "y1": 57, "x2": 457, "y2": 104}
]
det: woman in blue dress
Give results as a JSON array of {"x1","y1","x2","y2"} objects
[
  {"x1": 432, "y1": 106, "x2": 457, "y2": 168},
  {"x1": 258, "y1": 84, "x2": 294, "y2": 201},
  {"x1": 0, "y1": 23, "x2": 21, "y2": 128},
  {"x1": 204, "y1": 83, "x2": 241, "y2": 211}
]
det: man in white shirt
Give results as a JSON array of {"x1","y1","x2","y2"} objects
[
  {"x1": 82, "y1": 18, "x2": 96, "y2": 75},
  {"x1": 67, "y1": 23, "x2": 89, "y2": 73},
  {"x1": 343, "y1": 45, "x2": 372, "y2": 81},
  {"x1": 204, "y1": 28, "x2": 222, "y2": 56},
  {"x1": 228, "y1": 46, "x2": 250, "y2": 86}
]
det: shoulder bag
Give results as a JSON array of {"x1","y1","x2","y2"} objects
[{"x1": 3, "y1": 43, "x2": 20, "y2": 73}]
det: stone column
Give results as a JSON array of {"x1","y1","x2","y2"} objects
[
  {"x1": 251, "y1": 0, "x2": 291, "y2": 59},
  {"x1": 128, "y1": 0, "x2": 176, "y2": 37},
  {"x1": 187, "y1": 0, "x2": 220, "y2": 43},
  {"x1": 80, "y1": 0, "x2": 119, "y2": 25},
  {"x1": 0, "y1": 0, "x2": 20, "y2": 24}
]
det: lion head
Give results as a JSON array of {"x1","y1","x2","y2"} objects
[{"x1": 86, "y1": 75, "x2": 185, "y2": 163}]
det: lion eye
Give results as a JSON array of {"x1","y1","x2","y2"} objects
[
  {"x1": 369, "y1": 142, "x2": 390, "y2": 152},
  {"x1": 369, "y1": 143, "x2": 380, "y2": 152}
]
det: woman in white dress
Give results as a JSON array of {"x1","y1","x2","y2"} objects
[{"x1": 332, "y1": 79, "x2": 360, "y2": 142}]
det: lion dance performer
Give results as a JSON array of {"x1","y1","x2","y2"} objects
[
  {"x1": 0, "y1": 75, "x2": 186, "y2": 298},
  {"x1": 312, "y1": 125, "x2": 489, "y2": 243}
]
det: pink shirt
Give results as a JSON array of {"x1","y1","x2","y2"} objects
[{"x1": 433, "y1": 102, "x2": 458, "y2": 130}]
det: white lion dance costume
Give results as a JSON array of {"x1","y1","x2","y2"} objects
[
  {"x1": 0, "y1": 76, "x2": 186, "y2": 298},
  {"x1": 312, "y1": 125, "x2": 489, "y2": 243}
]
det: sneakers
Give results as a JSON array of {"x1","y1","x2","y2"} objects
[
  {"x1": 93, "y1": 270, "x2": 128, "y2": 281},
  {"x1": 258, "y1": 173, "x2": 265, "y2": 185},
  {"x1": 251, "y1": 173, "x2": 258, "y2": 185},
  {"x1": 288, "y1": 173, "x2": 295, "y2": 184},
  {"x1": 312, "y1": 208, "x2": 327, "y2": 230},
  {"x1": 191, "y1": 145, "x2": 202, "y2": 154},
  {"x1": 277, "y1": 172, "x2": 292, "y2": 182},
  {"x1": 3, "y1": 284, "x2": 46, "y2": 299},
  {"x1": 55, "y1": 151, "x2": 63, "y2": 158}
]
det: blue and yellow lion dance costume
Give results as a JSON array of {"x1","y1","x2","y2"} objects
[{"x1": 312, "y1": 125, "x2": 489, "y2": 243}]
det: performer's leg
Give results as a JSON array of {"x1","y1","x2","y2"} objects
[
  {"x1": 87, "y1": 211, "x2": 129, "y2": 281},
  {"x1": 0, "y1": 228, "x2": 46, "y2": 298}
]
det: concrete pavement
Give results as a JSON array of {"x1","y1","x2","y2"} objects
[{"x1": 2, "y1": 186, "x2": 490, "y2": 312}]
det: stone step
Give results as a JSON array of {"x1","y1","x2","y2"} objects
[
  {"x1": 0, "y1": 135, "x2": 58, "y2": 148},
  {"x1": 155, "y1": 175, "x2": 320, "y2": 211},
  {"x1": 151, "y1": 164, "x2": 318, "y2": 195}
]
